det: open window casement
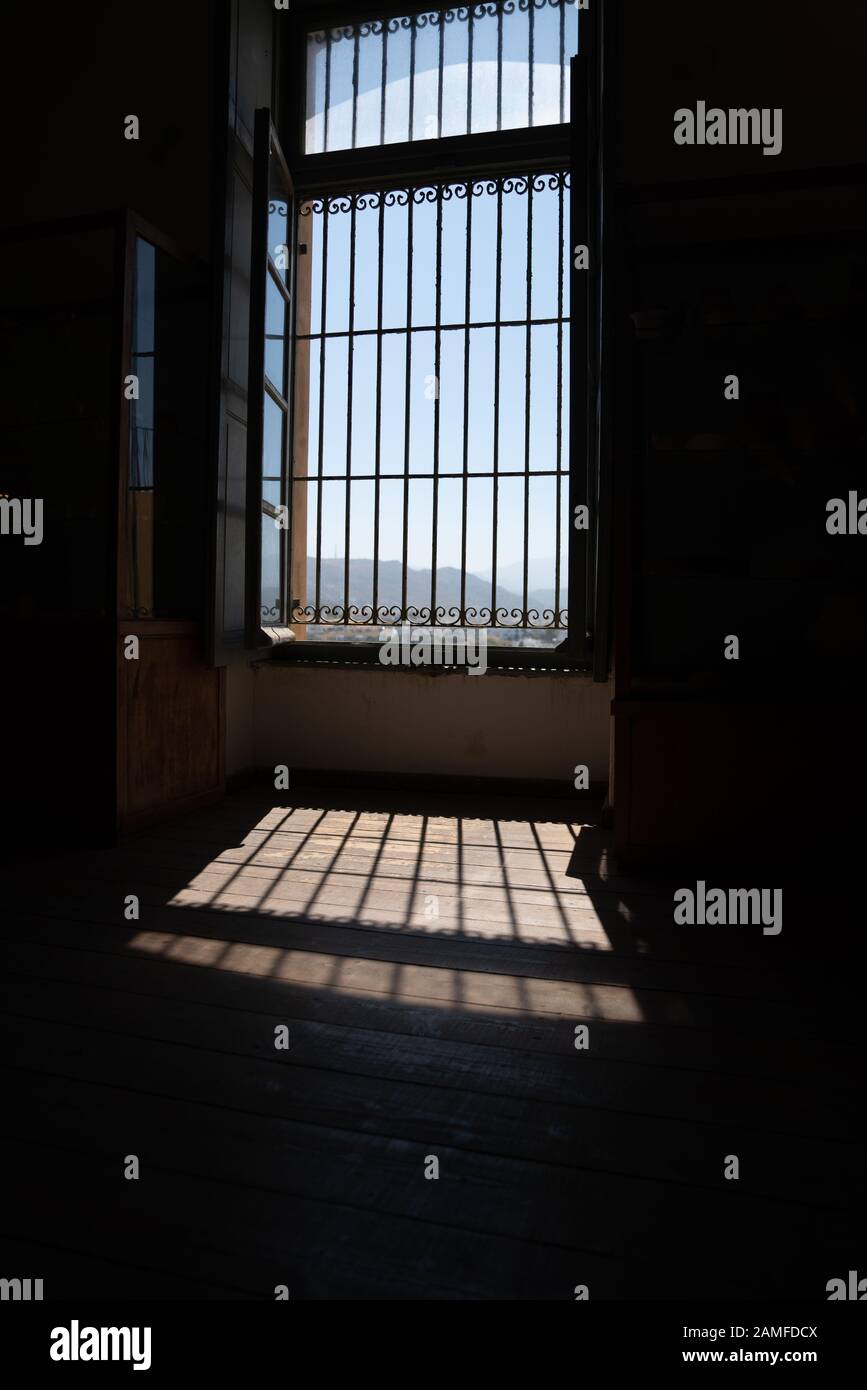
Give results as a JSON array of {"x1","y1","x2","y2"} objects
[{"x1": 246, "y1": 108, "x2": 298, "y2": 648}]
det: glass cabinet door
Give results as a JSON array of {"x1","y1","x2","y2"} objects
[{"x1": 122, "y1": 224, "x2": 209, "y2": 623}]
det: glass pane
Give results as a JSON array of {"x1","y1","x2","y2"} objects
[
  {"x1": 438, "y1": 331, "x2": 465, "y2": 474},
  {"x1": 412, "y1": 17, "x2": 440, "y2": 141},
  {"x1": 129, "y1": 358, "x2": 154, "y2": 489},
  {"x1": 268, "y1": 196, "x2": 289, "y2": 276},
  {"x1": 129, "y1": 238, "x2": 156, "y2": 616},
  {"x1": 350, "y1": 336, "x2": 377, "y2": 476},
  {"x1": 380, "y1": 334, "x2": 407, "y2": 474},
  {"x1": 440, "y1": 10, "x2": 469, "y2": 139},
  {"x1": 532, "y1": 0, "x2": 563, "y2": 128},
  {"x1": 126, "y1": 241, "x2": 210, "y2": 622},
  {"x1": 265, "y1": 271, "x2": 286, "y2": 395},
  {"x1": 529, "y1": 322, "x2": 558, "y2": 472},
  {"x1": 467, "y1": 326, "x2": 494, "y2": 473},
  {"x1": 406, "y1": 476, "x2": 433, "y2": 594},
  {"x1": 322, "y1": 337, "x2": 349, "y2": 475},
  {"x1": 381, "y1": 192, "x2": 409, "y2": 330},
  {"x1": 319, "y1": 479, "x2": 347, "y2": 619},
  {"x1": 383, "y1": 18, "x2": 411, "y2": 144},
  {"x1": 499, "y1": 325, "x2": 527, "y2": 475},
  {"x1": 501, "y1": 2, "x2": 530, "y2": 131},
  {"x1": 470, "y1": 5, "x2": 498, "y2": 134},
  {"x1": 500, "y1": 178, "x2": 530, "y2": 322},
  {"x1": 325, "y1": 201, "x2": 351, "y2": 334},
  {"x1": 348, "y1": 480, "x2": 375, "y2": 617},
  {"x1": 133, "y1": 240, "x2": 155, "y2": 355},
  {"x1": 326, "y1": 26, "x2": 355, "y2": 152},
  {"x1": 263, "y1": 391, "x2": 285, "y2": 479},
  {"x1": 494, "y1": 474, "x2": 525, "y2": 624},
  {"x1": 527, "y1": 474, "x2": 557, "y2": 622},
  {"x1": 356, "y1": 23, "x2": 384, "y2": 148},
  {"x1": 530, "y1": 175, "x2": 561, "y2": 320},
  {"x1": 304, "y1": 2, "x2": 579, "y2": 154},
  {"x1": 440, "y1": 191, "x2": 468, "y2": 326},
  {"x1": 353, "y1": 195, "x2": 380, "y2": 332},
  {"x1": 466, "y1": 475, "x2": 494, "y2": 620},
  {"x1": 261, "y1": 504, "x2": 282, "y2": 622},
  {"x1": 306, "y1": 33, "x2": 327, "y2": 153},
  {"x1": 469, "y1": 183, "x2": 498, "y2": 322},
  {"x1": 435, "y1": 474, "x2": 462, "y2": 605},
  {"x1": 257, "y1": 120, "x2": 292, "y2": 631},
  {"x1": 411, "y1": 192, "x2": 437, "y2": 328},
  {"x1": 305, "y1": 478, "x2": 320, "y2": 606},
  {"x1": 291, "y1": 176, "x2": 570, "y2": 644}
]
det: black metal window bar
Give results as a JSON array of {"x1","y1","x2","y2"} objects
[
  {"x1": 305, "y1": 1, "x2": 579, "y2": 153},
  {"x1": 290, "y1": 169, "x2": 570, "y2": 643}
]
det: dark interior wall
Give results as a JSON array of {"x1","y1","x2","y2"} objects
[
  {"x1": 609, "y1": 1, "x2": 867, "y2": 866},
  {"x1": 0, "y1": 227, "x2": 118, "y2": 854},
  {"x1": 2, "y1": 0, "x2": 216, "y2": 255},
  {"x1": 616, "y1": 0, "x2": 867, "y2": 185},
  {"x1": 0, "y1": 1, "x2": 224, "y2": 855}
]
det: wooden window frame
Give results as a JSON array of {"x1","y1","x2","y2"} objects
[{"x1": 252, "y1": 0, "x2": 609, "y2": 674}]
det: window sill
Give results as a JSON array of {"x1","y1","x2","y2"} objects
[{"x1": 265, "y1": 641, "x2": 593, "y2": 675}]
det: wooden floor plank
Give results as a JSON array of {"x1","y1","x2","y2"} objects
[
  {"x1": 2, "y1": 876, "x2": 782, "y2": 970},
  {"x1": 0, "y1": 968, "x2": 854, "y2": 1136},
  {"x1": 0, "y1": 909, "x2": 842, "y2": 1042},
  {"x1": 0, "y1": 934, "x2": 837, "y2": 1085},
  {"x1": 3, "y1": 1138, "x2": 713, "y2": 1300},
  {"x1": 2, "y1": 787, "x2": 859, "y2": 1300},
  {"x1": 1, "y1": 1077, "x2": 853, "y2": 1300},
  {"x1": 1, "y1": 1010, "x2": 859, "y2": 1209},
  {"x1": 0, "y1": 887, "x2": 793, "y2": 997}
]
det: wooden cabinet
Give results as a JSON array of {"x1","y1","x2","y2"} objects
[
  {"x1": 0, "y1": 211, "x2": 224, "y2": 853},
  {"x1": 115, "y1": 215, "x2": 224, "y2": 833}
]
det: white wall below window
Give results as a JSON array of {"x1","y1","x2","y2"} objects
[{"x1": 226, "y1": 661, "x2": 611, "y2": 787}]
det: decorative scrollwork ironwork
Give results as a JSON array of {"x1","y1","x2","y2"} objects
[
  {"x1": 298, "y1": 174, "x2": 568, "y2": 217},
  {"x1": 531, "y1": 172, "x2": 562, "y2": 194},
  {"x1": 310, "y1": 0, "x2": 569, "y2": 45},
  {"x1": 501, "y1": 175, "x2": 530, "y2": 196},
  {"x1": 291, "y1": 602, "x2": 568, "y2": 630}
]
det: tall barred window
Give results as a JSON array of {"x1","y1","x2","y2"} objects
[{"x1": 250, "y1": 1, "x2": 593, "y2": 660}]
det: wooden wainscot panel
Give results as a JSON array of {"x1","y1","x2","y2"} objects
[
  {"x1": 118, "y1": 622, "x2": 225, "y2": 833},
  {"x1": 613, "y1": 700, "x2": 798, "y2": 869}
]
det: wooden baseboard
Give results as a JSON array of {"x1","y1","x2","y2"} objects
[
  {"x1": 227, "y1": 765, "x2": 608, "y2": 808},
  {"x1": 118, "y1": 784, "x2": 224, "y2": 836}
]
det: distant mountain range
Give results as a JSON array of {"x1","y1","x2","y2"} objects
[
  {"x1": 476, "y1": 557, "x2": 560, "y2": 595},
  {"x1": 266, "y1": 558, "x2": 562, "y2": 620}
]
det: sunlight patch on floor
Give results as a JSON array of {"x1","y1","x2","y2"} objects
[{"x1": 125, "y1": 927, "x2": 645, "y2": 1022}]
